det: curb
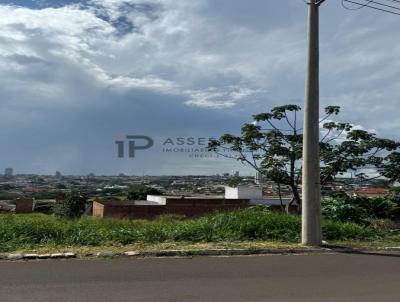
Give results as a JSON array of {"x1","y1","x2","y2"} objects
[
  {"x1": 1, "y1": 247, "x2": 399, "y2": 261},
  {"x1": 0, "y1": 252, "x2": 77, "y2": 261},
  {"x1": 136, "y1": 248, "x2": 327, "y2": 257}
]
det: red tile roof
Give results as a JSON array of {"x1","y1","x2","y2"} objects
[{"x1": 354, "y1": 188, "x2": 389, "y2": 195}]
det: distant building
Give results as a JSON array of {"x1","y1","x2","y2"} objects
[
  {"x1": 234, "y1": 171, "x2": 240, "y2": 177},
  {"x1": 225, "y1": 186, "x2": 263, "y2": 200},
  {"x1": 93, "y1": 197, "x2": 249, "y2": 219},
  {"x1": 255, "y1": 172, "x2": 263, "y2": 185},
  {"x1": 223, "y1": 173, "x2": 230, "y2": 177},
  {"x1": 225, "y1": 185, "x2": 292, "y2": 206},
  {"x1": 4, "y1": 168, "x2": 13, "y2": 177},
  {"x1": 55, "y1": 171, "x2": 62, "y2": 178}
]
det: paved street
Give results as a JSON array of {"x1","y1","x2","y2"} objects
[{"x1": 0, "y1": 253, "x2": 399, "y2": 302}]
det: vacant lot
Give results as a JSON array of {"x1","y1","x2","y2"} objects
[{"x1": 1, "y1": 207, "x2": 397, "y2": 252}]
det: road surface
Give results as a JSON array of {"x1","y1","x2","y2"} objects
[{"x1": 0, "y1": 253, "x2": 399, "y2": 301}]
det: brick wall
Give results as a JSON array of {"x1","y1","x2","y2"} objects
[
  {"x1": 92, "y1": 202, "x2": 105, "y2": 218},
  {"x1": 15, "y1": 198, "x2": 34, "y2": 214},
  {"x1": 93, "y1": 198, "x2": 250, "y2": 220}
]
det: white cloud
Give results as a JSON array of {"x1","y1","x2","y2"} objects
[
  {"x1": 0, "y1": 0, "x2": 306, "y2": 113},
  {"x1": 0, "y1": 0, "x2": 399, "y2": 174},
  {"x1": 184, "y1": 87, "x2": 262, "y2": 109}
]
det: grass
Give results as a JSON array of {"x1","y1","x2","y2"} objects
[{"x1": 0, "y1": 207, "x2": 397, "y2": 253}]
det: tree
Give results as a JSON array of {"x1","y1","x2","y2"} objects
[
  {"x1": 208, "y1": 104, "x2": 399, "y2": 212},
  {"x1": 225, "y1": 176, "x2": 242, "y2": 188},
  {"x1": 127, "y1": 185, "x2": 162, "y2": 201},
  {"x1": 54, "y1": 191, "x2": 88, "y2": 219},
  {"x1": 379, "y1": 152, "x2": 400, "y2": 183}
]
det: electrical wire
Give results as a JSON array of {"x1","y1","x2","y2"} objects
[
  {"x1": 342, "y1": 0, "x2": 373, "y2": 10},
  {"x1": 342, "y1": 0, "x2": 400, "y2": 15},
  {"x1": 366, "y1": 0, "x2": 400, "y2": 11}
]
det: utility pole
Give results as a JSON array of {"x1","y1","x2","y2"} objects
[
  {"x1": 300, "y1": 0, "x2": 398, "y2": 245},
  {"x1": 302, "y1": 0, "x2": 325, "y2": 246}
]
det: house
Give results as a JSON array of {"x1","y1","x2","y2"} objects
[
  {"x1": 93, "y1": 196, "x2": 249, "y2": 219},
  {"x1": 225, "y1": 186, "x2": 292, "y2": 206},
  {"x1": 92, "y1": 185, "x2": 297, "y2": 220}
]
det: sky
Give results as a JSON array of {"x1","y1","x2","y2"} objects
[{"x1": 0, "y1": 0, "x2": 399, "y2": 176}]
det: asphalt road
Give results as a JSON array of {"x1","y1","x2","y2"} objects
[{"x1": 0, "y1": 253, "x2": 399, "y2": 302}]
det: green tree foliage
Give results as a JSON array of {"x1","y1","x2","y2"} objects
[
  {"x1": 32, "y1": 191, "x2": 66, "y2": 200},
  {"x1": 209, "y1": 105, "x2": 400, "y2": 210},
  {"x1": 322, "y1": 197, "x2": 368, "y2": 224},
  {"x1": 53, "y1": 191, "x2": 88, "y2": 219},
  {"x1": 127, "y1": 185, "x2": 162, "y2": 201},
  {"x1": 225, "y1": 176, "x2": 242, "y2": 188},
  {"x1": 379, "y1": 152, "x2": 400, "y2": 182},
  {"x1": 322, "y1": 195, "x2": 399, "y2": 223}
]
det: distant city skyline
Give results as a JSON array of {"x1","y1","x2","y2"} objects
[
  {"x1": 1, "y1": 0, "x2": 399, "y2": 175},
  {"x1": 0, "y1": 169, "x2": 256, "y2": 177}
]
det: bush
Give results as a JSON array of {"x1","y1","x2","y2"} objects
[
  {"x1": 322, "y1": 197, "x2": 368, "y2": 224},
  {"x1": 127, "y1": 185, "x2": 162, "y2": 201},
  {"x1": 225, "y1": 176, "x2": 242, "y2": 188},
  {"x1": 322, "y1": 195, "x2": 400, "y2": 223},
  {"x1": 322, "y1": 220, "x2": 378, "y2": 241},
  {"x1": 34, "y1": 204, "x2": 54, "y2": 215},
  {"x1": 362, "y1": 197, "x2": 398, "y2": 220},
  {"x1": 53, "y1": 191, "x2": 88, "y2": 219}
]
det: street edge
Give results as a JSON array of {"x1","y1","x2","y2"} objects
[{"x1": 1, "y1": 246, "x2": 400, "y2": 261}]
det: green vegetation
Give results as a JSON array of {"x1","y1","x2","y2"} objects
[
  {"x1": 53, "y1": 191, "x2": 89, "y2": 219},
  {"x1": 225, "y1": 176, "x2": 242, "y2": 188},
  {"x1": 209, "y1": 104, "x2": 400, "y2": 211},
  {"x1": 322, "y1": 194, "x2": 400, "y2": 223},
  {"x1": 0, "y1": 192, "x2": 20, "y2": 201},
  {"x1": 31, "y1": 191, "x2": 66, "y2": 200},
  {"x1": 0, "y1": 206, "x2": 394, "y2": 253},
  {"x1": 127, "y1": 184, "x2": 162, "y2": 201}
]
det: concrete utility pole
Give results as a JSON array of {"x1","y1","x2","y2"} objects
[{"x1": 302, "y1": 0, "x2": 324, "y2": 246}]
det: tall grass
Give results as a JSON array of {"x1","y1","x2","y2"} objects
[{"x1": 0, "y1": 208, "x2": 382, "y2": 252}]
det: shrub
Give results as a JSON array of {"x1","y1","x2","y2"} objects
[
  {"x1": 322, "y1": 220, "x2": 378, "y2": 240},
  {"x1": 322, "y1": 195, "x2": 400, "y2": 223},
  {"x1": 322, "y1": 197, "x2": 368, "y2": 224},
  {"x1": 362, "y1": 197, "x2": 398, "y2": 220},
  {"x1": 53, "y1": 191, "x2": 88, "y2": 219},
  {"x1": 127, "y1": 185, "x2": 162, "y2": 201},
  {"x1": 33, "y1": 204, "x2": 54, "y2": 215}
]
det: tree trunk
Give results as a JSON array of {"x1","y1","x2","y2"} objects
[
  {"x1": 287, "y1": 185, "x2": 302, "y2": 214},
  {"x1": 277, "y1": 183, "x2": 285, "y2": 212},
  {"x1": 285, "y1": 197, "x2": 295, "y2": 214}
]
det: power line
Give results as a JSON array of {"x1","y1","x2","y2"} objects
[
  {"x1": 342, "y1": 0, "x2": 373, "y2": 10},
  {"x1": 367, "y1": 0, "x2": 400, "y2": 11},
  {"x1": 343, "y1": 0, "x2": 400, "y2": 15},
  {"x1": 343, "y1": 0, "x2": 400, "y2": 12},
  {"x1": 343, "y1": 0, "x2": 400, "y2": 11},
  {"x1": 348, "y1": 0, "x2": 400, "y2": 6}
]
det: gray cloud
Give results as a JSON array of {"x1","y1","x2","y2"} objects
[{"x1": 0, "y1": 0, "x2": 399, "y2": 175}]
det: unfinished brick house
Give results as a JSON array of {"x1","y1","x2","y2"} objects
[{"x1": 92, "y1": 196, "x2": 250, "y2": 219}]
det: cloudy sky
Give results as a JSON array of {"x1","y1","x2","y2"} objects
[{"x1": 0, "y1": 0, "x2": 399, "y2": 176}]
